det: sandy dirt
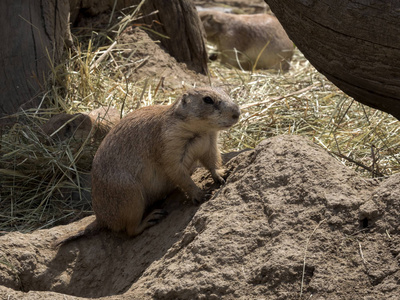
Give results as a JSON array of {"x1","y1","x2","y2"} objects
[
  {"x1": 1, "y1": 135, "x2": 399, "y2": 299},
  {"x1": 116, "y1": 26, "x2": 211, "y2": 90}
]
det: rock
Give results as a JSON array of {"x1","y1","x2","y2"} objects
[{"x1": 1, "y1": 135, "x2": 399, "y2": 299}]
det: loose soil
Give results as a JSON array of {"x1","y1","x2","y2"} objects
[
  {"x1": 116, "y1": 26, "x2": 211, "y2": 90},
  {"x1": 1, "y1": 135, "x2": 399, "y2": 299}
]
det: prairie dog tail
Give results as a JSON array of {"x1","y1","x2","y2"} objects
[{"x1": 52, "y1": 217, "x2": 101, "y2": 248}]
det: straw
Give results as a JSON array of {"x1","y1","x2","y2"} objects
[{"x1": 1, "y1": 7, "x2": 400, "y2": 233}]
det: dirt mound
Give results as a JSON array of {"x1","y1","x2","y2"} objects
[
  {"x1": 1, "y1": 135, "x2": 399, "y2": 299},
  {"x1": 117, "y1": 27, "x2": 211, "y2": 89}
]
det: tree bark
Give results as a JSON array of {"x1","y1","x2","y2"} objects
[
  {"x1": 0, "y1": 0, "x2": 69, "y2": 123},
  {"x1": 140, "y1": 0, "x2": 209, "y2": 75},
  {"x1": 69, "y1": 0, "x2": 208, "y2": 75},
  {"x1": 265, "y1": 0, "x2": 400, "y2": 120},
  {"x1": 0, "y1": 0, "x2": 208, "y2": 122}
]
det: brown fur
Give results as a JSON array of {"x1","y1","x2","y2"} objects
[
  {"x1": 199, "y1": 11, "x2": 294, "y2": 71},
  {"x1": 41, "y1": 107, "x2": 120, "y2": 143},
  {"x1": 53, "y1": 87, "x2": 240, "y2": 246}
]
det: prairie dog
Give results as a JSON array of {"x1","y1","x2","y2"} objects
[
  {"x1": 199, "y1": 11, "x2": 294, "y2": 71},
  {"x1": 41, "y1": 107, "x2": 120, "y2": 142},
  {"x1": 54, "y1": 87, "x2": 240, "y2": 245}
]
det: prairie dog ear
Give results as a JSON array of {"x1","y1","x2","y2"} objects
[
  {"x1": 208, "y1": 14, "x2": 216, "y2": 24},
  {"x1": 173, "y1": 93, "x2": 190, "y2": 119},
  {"x1": 181, "y1": 92, "x2": 195, "y2": 107},
  {"x1": 69, "y1": 113, "x2": 92, "y2": 129},
  {"x1": 199, "y1": 12, "x2": 224, "y2": 40},
  {"x1": 181, "y1": 93, "x2": 188, "y2": 106},
  {"x1": 207, "y1": 13, "x2": 224, "y2": 26},
  {"x1": 198, "y1": 11, "x2": 209, "y2": 22},
  {"x1": 199, "y1": 12, "x2": 219, "y2": 24}
]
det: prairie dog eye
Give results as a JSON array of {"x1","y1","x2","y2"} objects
[{"x1": 203, "y1": 96, "x2": 214, "y2": 104}]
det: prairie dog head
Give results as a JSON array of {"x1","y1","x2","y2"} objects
[
  {"x1": 172, "y1": 87, "x2": 240, "y2": 131},
  {"x1": 41, "y1": 113, "x2": 93, "y2": 141},
  {"x1": 198, "y1": 11, "x2": 226, "y2": 43},
  {"x1": 41, "y1": 108, "x2": 120, "y2": 143}
]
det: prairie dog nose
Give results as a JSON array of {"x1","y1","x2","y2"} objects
[{"x1": 231, "y1": 106, "x2": 241, "y2": 120}]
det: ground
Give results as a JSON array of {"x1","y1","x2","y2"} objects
[
  {"x1": 1, "y1": 135, "x2": 400, "y2": 299},
  {"x1": 0, "y1": 0, "x2": 399, "y2": 299}
]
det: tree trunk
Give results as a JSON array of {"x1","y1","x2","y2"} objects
[
  {"x1": 265, "y1": 0, "x2": 400, "y2": 120},
  {"x1": 0, "y1": 0, "x2": 69, "y2": 123},
  {"x1": 69, "y1": 0, "x2": 208, "y2": 75},
  {"x1": 139, "y1": 0, "x2": 209, "y2": 75},
  {"x1": 0, "y1": 0, "x2": 208, "y2": 122}
]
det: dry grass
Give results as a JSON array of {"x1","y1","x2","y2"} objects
[
  {"x1": 1, "y1": 6, "x2": 400, "y2": 233},
  {"x1": 215, "y1": 50, "x2": 400, "y2": 177}
]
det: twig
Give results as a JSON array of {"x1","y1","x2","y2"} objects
[
  {"x1": 90, "y1": 41, "x2": 117, "y2": 71},
  {"x1": 300, "y1": 219, "x2": 326, "y2": 299},
  {"x1": 153, "y1": 76, "x2": 165, "y2": 98},
  {"x1": 330, "y1": 151, "x2": 383, "y2": 177},
  {"x1": 136, "y1": 79, "x2": 149, "y2": 109},
  {"x1": 252, "y1": 41, "x2": 270, "y2": 72},
  {"x1": 334, "y1": 99, "x2": 354, "y2": 131},
  {"x1": 108, "y1": 0, "x2": 118, "y2": 27},
  {"x1": 234, "y1": 48, "x2": 246, "y2": 72},
  {"x1": 358, "y1": 242, "x2": 368, "y2": 265},
  {"x1": 370, "y1": 145, "x2": 380, "y2": 178}
]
